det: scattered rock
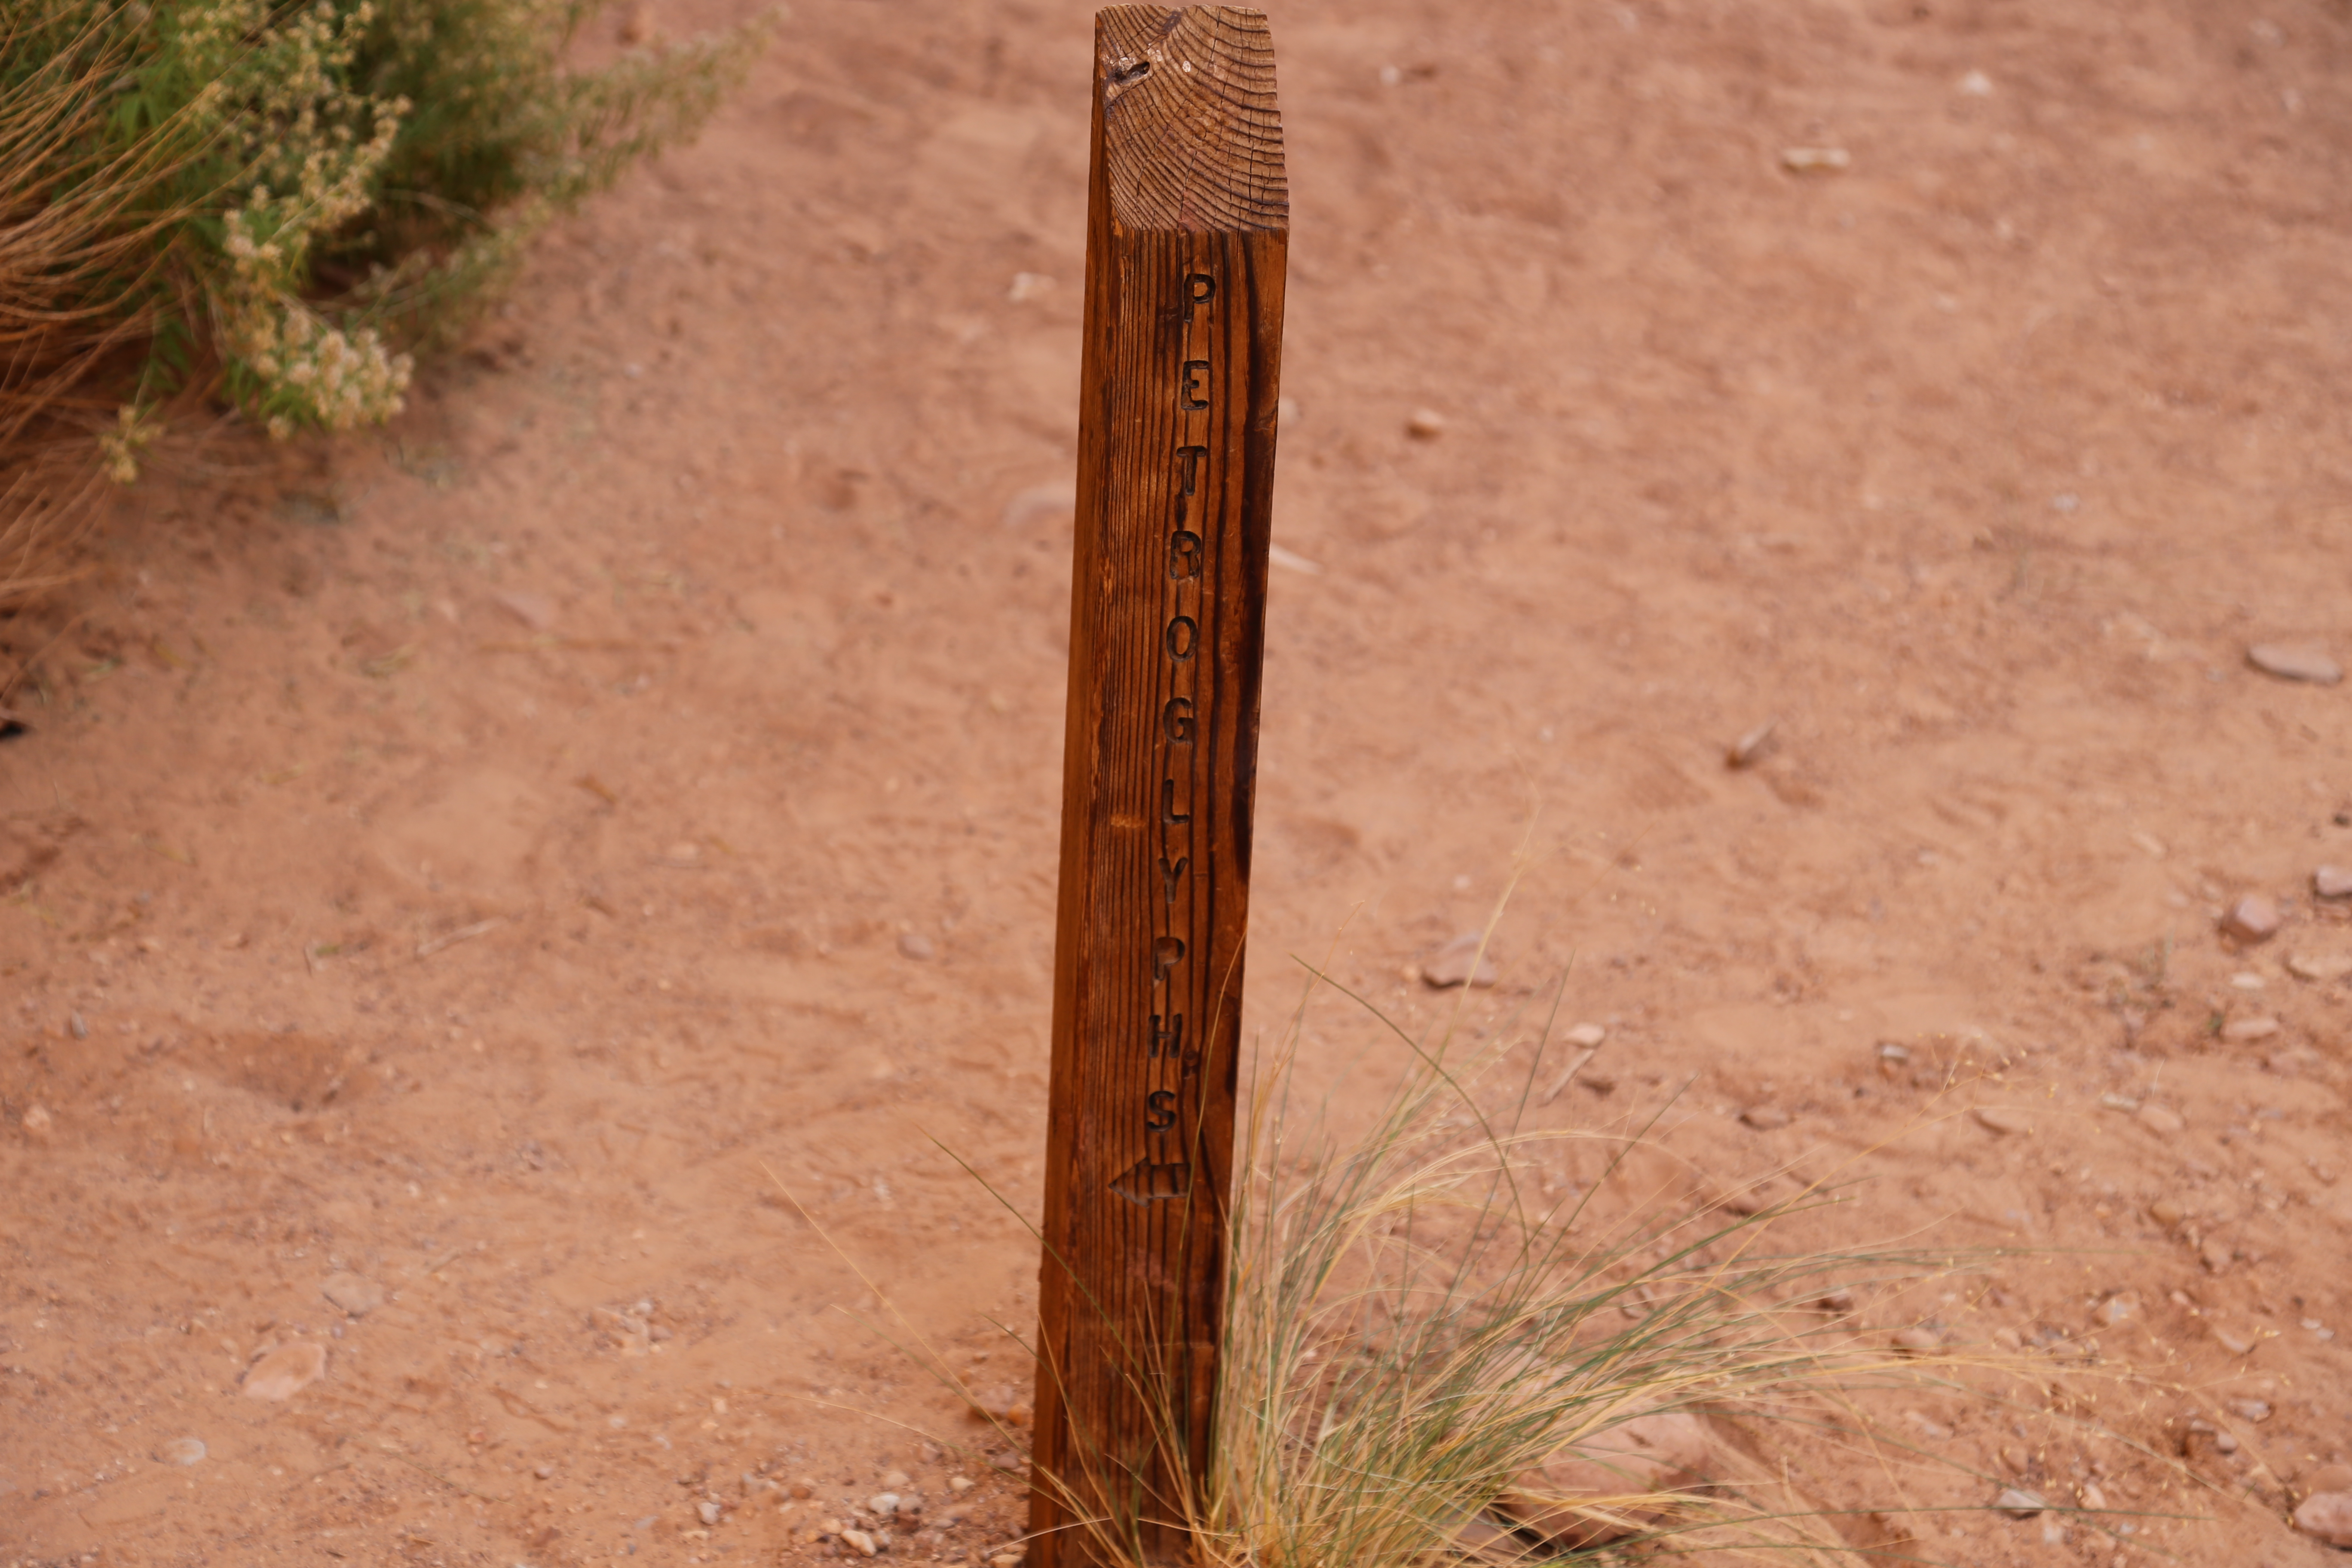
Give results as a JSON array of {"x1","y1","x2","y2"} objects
[
  {"x1": 897, "y1": 932, "x2": 935, "y2": 962},
  {"x1": 2305, "y1": 1464, "x2": 2352, "y2": 1498},
  {"x1": 1973, "y1": 1106, "x2": 2031, "y2": 1136},
  {"x1": 493, "y1": 590, "x2": 557, "y2": 632},
  {"x1": 1892, "y1": 1325, "x2": 1943, "y2": 1355},
  {"x1": 1874, "y1": 1041, "x2": 1912, "y2": 1078},
  {"x1": 1740, "y1": 1105, "x2": 1790, "y2": 1130},
  {"x1": 1725, "y1": 720, "x2": 1777, "y2": 769},
  {"x1": 840, "y1": 1527, "x2": 879, "y2": 1557},
  {"x1": 2315, "y1": 866, "x2": 2352, "y2": 900},
  {"x1": 321, "y1": 1272, "x2": 386, "y2": 1316},
  {"x1": 1814, "y1": 1287, "x2": 1857, "y2": 1314},
  {"x1": 1405, "y1": 408, "x2": 1447, "y2": 440},
  {"x1": 791, "y1": 1478, "x2": 817, "y2": 1499},
  {"x1": 241, "y1": 1340, "x2": 327, "y2": 1401},
  {"x1": 2078, "y1": 1482, "x2": 2107, "y2": 1510},
  {"x1": 1997, "y1": 1488, "x2": 2047, "y2": 1519},
  {"x1": 20, "y1": 1104, "x2": 53, "y2": 1138},
  {"x1": 2266, "y1": 1047, "x2": 2321, "y2": 1078},
  {"x1": 1496, "y1": 1410, "x2": 1712, "y2": 1550},
  {"x1": 2213, "y1": 1323, "x2": 2257, "y2": 1354},
  {"x1": 1903, "y1": 1410, "x2": 1954, "y2": 1441},
  {"x1": 2137, "y1": 1104, "x2": 2185, "y2": 1136},
  {"x1": 1420, "y1": 932, "x2": 1498, "y2": 989},
  {"x1": 156, "y1": 1436, "x2": 206, "y2": 1466},
  {"x1": 2247, "y1": 642, "x2": 2343, "y2": 685},
  {"x1": 869, "y1": 1492, "x2": 900, "y2": 1517},
  {"x1": 880, "y1": 1470, "x2": 911, "y2": 1489},
  {"x1": 2201, "y1": 1237, "x2": 2233, "y2": 1274},
  {"x1": 1562, "y1": 1022, "x2": 1607, "y2": 1049},
  {"x1": 1991, "y1": 1326, "x2": 2024, "y2": 1352},
  {"x1": 2287, "y1": 951, "x2": 2352, "y2": 983},
  {"x1": 2221, "y1": 895, "x2": 2282, "y2": 943},
  {"x1": 2148, "y1": 1197, "x2": 2186, "y2": 1226},
  {"x1": 2228, "y1": 1398, "x2": 2272, "y2": 1423},
  {"x1": 947, "y1": 1476, "x2": 974, "y2": 1494},
  {"x1": 1780, "y1": 145, "x2": 1850, "y2": 172},
  {"x1": 535, "y1": 1462, "x2": 555, "y2": 1479},
  {"x1": 1958, "y1": 68, "x2": 1994, "y2": 95},
  {"x1": 2293, "y1": 1491, "x2": 2352, "y2": 1548},
  {"x1": 2096, "y1": 1292, "x2": 2141, "y2": 1327},
  {"x1": 698, "y1": 1500, "x2": 723, "y2": 1525},
  {"x1": 2223, "y1": 1016, "x2": 2281, "y2": 1042}
]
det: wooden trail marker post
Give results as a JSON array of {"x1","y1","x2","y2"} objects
[{"x1": 1029, "y1": 8, "x2": 1287, "y2": 1566}]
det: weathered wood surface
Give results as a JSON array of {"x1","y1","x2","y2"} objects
[{"x1": 1028, "y1": 8, "x2": 1287, "y2": 1566}]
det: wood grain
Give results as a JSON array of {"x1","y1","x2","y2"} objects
[{"x1": 1028, "y1": 9, "x2": 1288, "y2": 1567}]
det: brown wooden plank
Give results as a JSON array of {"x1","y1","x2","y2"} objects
[{"x1": 1028, "y1": 9, "x2": 1288, "y2": 1567}]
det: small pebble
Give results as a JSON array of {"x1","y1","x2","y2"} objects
[
  {"x1": 791, "y1": 1479, "x2": 818, "y2": 1499},
  {"x1": 157, "y1": 1436, "x2": 206, "y2": 1466},
  {"x1": 1892, "y1": 1325, "x2": 1942, "y2": 1355},
  {"x1": 698, "y1": 1500, "x2": 722, "y2": 1525},
  {"x1": 242, "y1": 1340, "x2": 327, "y2": 1401},
  {"x1": 2307, "y1": 1464, "x2": 2352, "y2": 1496},
  {"x1": 2228, "y1": 1398, "x2": 2272, "y2": 1422},
  {"x1": 881, "y1": 1470, "x2": 912, "y2": 1489},
  {"x1": 2137, "y1": 1103, "x2": 2184, "y2": 1136},
  {"x1": 2148, "y1": 1197, "x2": 2186, "y2": 1225},
  {"x1": 1562, "y1": 1022, "x2": 1607, "y2": 1049},
  {"x1": 2213, "y1": 1324, "x2": 2257, "y2": 1354},
  {"x1": 2287, "y1": 951, "x2": 2352, "y2": 982},
  {"x1": 2096, "y1": 1292, "x2": 2140, "y2": 1327},
  {"x1": 2201, "y1": 1237, "x2": 2234, "y2": 1274},
  {"x1": 321, "y1": 1272, "x2": 386, "y2": 1316},
  {"x1": 897, "y1": 932, "x2": 935, "y2": 961},
  {"x1": 869, "y1": 1493, "x2": 900, "y2": 1517},
  {"x1": 1726, "y1": 720, "x2": 1776, "y2": 769},
  {"x1": 2296, "y1": 1491, "x2": 2352, "y2": 1548},
  {"x1": 1740, "y1": 1106, "x2": 1790, "y2": 1130},
  {"x1": 1780, "y1": 145, "x2": 1850, "y2": 172},
  {"x1": 2221, "y1": 894, "x2": 2282, "y2": 943},
  {"x1": 840, "y1": 1528, "x2": 879, "y2": 1557},
  {"x1": 1972, "y1": 1106, "x2": 2031, "y2": 1136},
  {"x1": 948, "y1": 1476, "x2": 974, "y2": 1493},
  {"x1": 2247, "y1": 642, "x2": 2343, "y2": 685},
  {"x1": 493, "y1": 590, "x2": 557, "y2": 631},
  {"x1": 536, "y1": 1463, "x2": 555, "y2": 1479},
  {"x1": 2078, "y1": 1482, "x2": 2106, "y2": 1510},
  {"x1": 2315, "y1": 865, "x2": 2352, "y2": 900},
  {"x1": 1404, "y1": 408, "x2": 1446, "y2": 439},
  {"x1": 21, "y1": 1104, "x2": 53, "y2": 1137},
  {"x1": 1991, "y1": 1326, "x2": 2024, "y2": 1351},
  {"x1": 1997, "y1": 1488, "x2": 2047, "y2": 1519},
  {"x1": 1420, "y1": 932, "x2": 1498, "y2": 989},
  {"x1": 2222, "y1": 1016, "x2": 2281, "y2": 1041}
]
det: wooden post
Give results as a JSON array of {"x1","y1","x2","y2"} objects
[{"x1": 1029, "y1": 8, "x2": 1286, "y2": 1567}]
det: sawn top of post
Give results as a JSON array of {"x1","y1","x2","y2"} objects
[{"x1": 1096, "y1": 6, "x2": 1287, "y2": 235}]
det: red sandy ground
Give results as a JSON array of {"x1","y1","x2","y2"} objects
[{"x1": 5, "y1": 0, "x2": 2352, "y2": 1564}]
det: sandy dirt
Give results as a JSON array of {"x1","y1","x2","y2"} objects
[{"x1": 6, "y1": 0, "x2": 2352, "y2": 1563}]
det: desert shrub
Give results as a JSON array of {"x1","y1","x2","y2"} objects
[{"x1": 0, "y1": 0, "x2": 772, "y2": 601}]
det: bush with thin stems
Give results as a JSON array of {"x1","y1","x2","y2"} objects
[{"x1": 0, "y1": 0, "x2": 774, "y2": 609}]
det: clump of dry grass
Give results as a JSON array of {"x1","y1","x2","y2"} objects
[
  {"x1": 998, "y1": 915, "x2": 2120, "y2": 1568},
  {"x1": 0, "y1": 0, "x2": 775, "y2": 608}
]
